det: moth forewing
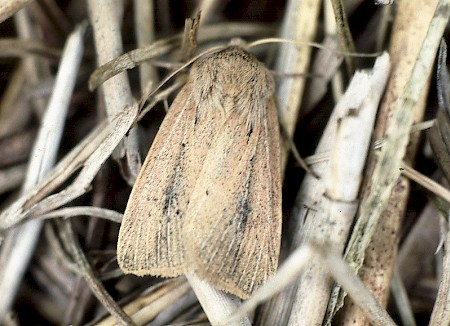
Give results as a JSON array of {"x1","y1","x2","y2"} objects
[
  {"x1": 117, "y1": 46, "x2": 282, "y2": 299},
  {"x1": 116, "y1": 83, "x2": 193, "y2": 276},
  {"x1": 183, "y1": 96, "x2": 281, "y2": 299}
]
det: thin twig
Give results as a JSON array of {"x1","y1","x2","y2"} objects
[
  {"x1": 38, "y1": 206, "x2": 123, "y2": 223},
  {"x1": 59, "y1": 220, "x2": 135, "y2": 325}
]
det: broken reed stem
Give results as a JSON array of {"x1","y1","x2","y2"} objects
[{"x1": 288, "y1": 54, "x2": 391, "y2": 326}]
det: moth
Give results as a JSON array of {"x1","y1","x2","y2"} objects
[{"x1": 117, "y1": 46, "x2": 281, "y2": 299}]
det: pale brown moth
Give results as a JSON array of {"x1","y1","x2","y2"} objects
[{"x1": 117, "y1": 46, "x2": 281, "y2": 299}]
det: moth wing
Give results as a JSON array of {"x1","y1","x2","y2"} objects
[
  {"x1": 117, "y1": 82, "x2": 220, "y2": 277},
  {"x1": 184, "y1": 98, "x2": 281, "y2": 298}
]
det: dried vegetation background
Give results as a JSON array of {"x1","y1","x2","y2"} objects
[{"x1": 0, "y1": 0, "x2": 449, "y2": 325}]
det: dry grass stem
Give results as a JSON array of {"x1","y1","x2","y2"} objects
[
  {"x1": 301, "y1": 36, "x2": 343, "y2": 114},
  {"x1": 195, "y1": 0, "x2": 223, "y2": 25},
  {"x1": 59, "y1": 220, "x2": 134, "y2": 325},
  {"x1": 428, "y1": 212, "x2": 450, "y2": 325},
  {"x1": 38, "y1": 206, "x2": 123, "y2": 223},
  {"x1": 401, "y1": 164, "x2": 450, "y2": 203},
  {"x1": 324, "y1": 1, "x2": 345, "y2": 108},
  {"x1": 0, "y1": 102, "x2": 138, "y2": 230},
  {"x1": 396, "y1": 204, "x2": 440, "y2": 292},
  {"x1": 94, "y1": 279, "x2": 191, "y2": 325},
  {"x1": 0, "y1": 63, "x2": 31, "y2": 137},
  {"x1": 330, "y1": 0, "x2": 356, "y2": 74},
  {"x1": 0, "y1": 38, "x2": 60, "y2": 58},
  {"x1": 133, "y1": 0, "x2": 158, "y2": 89},
  {"x1": 0, "y1": 164, "x2": 26, "y2": 195},
  {"x1": 0, "y1": 0, "x2": 32, "y2": 24},
  {"x1": 276, "y1": 0, "x2": 321, "y2": 169},
  {"x1": 87, "y1": 0, "x2": 140, "y2": 184},
  {"x1": 225, "y1": 242, "x2": 396, "y2": 326},
  {"x1": 89, "y1": 22, "x2": 275, "y2": 91},
  {"x1": 0, "y1": 23, "x2": 86, "y2": 319},
  {"x1": 333, "y1": 1, "x2": 449, "y2": 324},
  {"x1": 390, "y1": 267, "x2": 417, "y2": 326},
  {"x1": 13, "y1": 8, "x2": 50, "y2": 119},
  {"x1": 186, "y1": 273, "x2": 251, "y2": 326}
]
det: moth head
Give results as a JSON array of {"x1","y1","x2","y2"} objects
[{"x1": 190, "y1": 47, "x2": 275, "y2": 131}]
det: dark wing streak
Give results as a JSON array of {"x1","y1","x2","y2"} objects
[
  {"x1": 245, "y1": 108, "x2": 275, "y2": 288},
  {"x1": 153, "y1": 101, "x2": 192, "y2": 269},
  {"x1": 183, "y1": 113, "x2": 262, "y2": 297},
  {"x1": 118, "y1": 83, "x2": 195, "y2": 275},
  {"x1": 258, "y1": 97, "x2": 281, "y2": 283},
  {"x1": 223, "y1": 111, "x2": 273, "y2": 286},
  {"x1": 144, "y1": 105, "x2": 189, "y2": 269},
  {"x1": 207, "y1": 166, "x2": 254, "y2": 272},
  {"x1": 184, "y1": 97, "x2": 281, "y2": 298},
  {"x1": 200, "y1": 121, "x2": 258, "y2": 271},
  {"x1": 224, "y1": 152, "x2": 257, "y2": 276}
]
